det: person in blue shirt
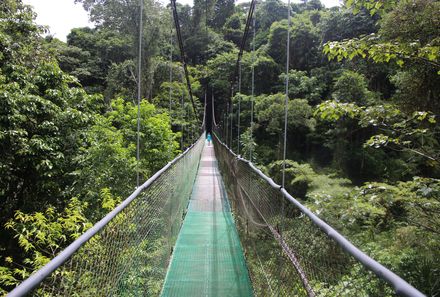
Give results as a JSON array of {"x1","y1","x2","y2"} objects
[{"x1": 206, "y1": 132, "x2": 212, "y2": 146}]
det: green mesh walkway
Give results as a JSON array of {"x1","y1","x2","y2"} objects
[{"x1": 161, "y1": 143, "x2": 254, "y2": 297}]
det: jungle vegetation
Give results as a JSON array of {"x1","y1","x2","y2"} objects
[{"x1": 0, "y1": 0, "x2": 439, "y2": 295}]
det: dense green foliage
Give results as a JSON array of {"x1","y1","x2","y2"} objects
[
  {"x1": 208, "y1": 0, "x2": 439, "y2": 295},
  {"x1": 0, "y1": 0, "x2": 183, "y2": 293},
  {"x1": 0, "y1": 0, "x2": 439, "y2": 295}
]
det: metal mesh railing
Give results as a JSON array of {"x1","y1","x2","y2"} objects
[
  {"x1": 8, "y1": 136, "x2": 205, "y2": 297},
  {"x1": 213, "y1": 133, "x2": 424, "y2": 297}
]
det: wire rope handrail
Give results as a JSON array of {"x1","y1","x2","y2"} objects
[
  {"x1": 8, "y1": 135, "x2": 205, "y2": 297},
  {"x1": 212, "y1": 132, "x2": 425, "y2": 297}
]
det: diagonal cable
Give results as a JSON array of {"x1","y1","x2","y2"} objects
[{"x1": 170, "y1": 0, "x2": 199, "y2": 122}]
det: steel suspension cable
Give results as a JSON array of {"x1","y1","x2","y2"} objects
[
  {"x1": 169, "y1": 16, "x2": 173, "y2": 159},
  {"x1": 226, "y1": 102, "x2": 229, "y2": 145},
  {"x1": 181, "y1": 71, "x2": 185, "y2": 149},
  {"x1": 249, "y1": 11, "x2": 256, "y2": 161},
  {"x1": 230, "y1": 87, "x2": 233, "y2": 147},
  {"x1": 230, "y1": 0, "x2": 257, "y2": 104},
  {"x1": 230, "y1": 0, "x2": 256, "y2": 156},
  {"x1": 169, "y1": 30, "x2": 173, "y2": 117},
  {"x1": 213, "y1": 132, "x2": 425, "y2": 297},
  {"x1": 224, "y1": 107, "x2": 227, "y2": 141},
  {"x1": 136, "y1": 0, "x2": 144, "y2": 188},
  {"x1": 170, "y1": 0, "x2": 199, "y2": 121},
  {"x1": 181, "y1": 96, "x2": 184, "y2": 150},
  {"x1": 212, "y1": 93, "x2": 218, "y2": 127},
  {"x1": 282, "y1": 0, "x2": 291, "y2": 190},
  {"x1": 167, "y1": 22, "x2": 174, "y2": 256},
  {"x1": 8, "y1": 137, "x2": 205, "y2": 297},
  {"x1": 279, "y1": 1, "x2": 293, "y2": 296},
  {"x1": 201, "y1": 91, "x2": 207, "y2": 131},
  {"x1": 237, "y1": 61, "x2": 241, "y2": 155}
]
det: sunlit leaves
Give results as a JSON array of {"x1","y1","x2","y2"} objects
[
  {"x1": 0, "y1": 198, "x2": 92, "y2": 290},
  {"x1": 315, "y1": 100, "x2": 362, "y2": 121},
  {"x1": 344, "y1": 0, "x2": 398, "y2": 16},
  {"x1": 324, "y1": 35, "x2": 440, "y2": 69},
  {"x1": 325, "y1": 1, "x2": 440, "y2": 71}
]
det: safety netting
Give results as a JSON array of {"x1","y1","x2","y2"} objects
[
  {"x1": 213, "y1": 133, "x2": 421, "y2": 297},
  {"x1": 17, "y1": 136, "x2": 204, "y2": 296},
  {"x1": 161, "y1": 145, "x2": 253, "y2": 296}
]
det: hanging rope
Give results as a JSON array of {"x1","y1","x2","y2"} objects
[
  {"x1": 278, "y1": 3, "x2": 292, "y2": 295},
  {"x1": 212, "y1": 93, "x2": 219, "y2": 127},
  {"x1": 167, "y1": 15, "x2": 174, "y2": 255},
  {"x1": 201, "y1": 90, "x2": 207, "y2": 131},
  {"x1": 169, "y1": 26, "x2": 173, "y2": 117},
  {"x1": 181, "y1": 82, "x2": 185, "y2": 150},
  {"x1": 237, "y1": 61, "x2": 241, "y2": 155},
  {"x1": 170, "y1": 0, "x2": 199, "y2": 121},
  {"x1": 282, "y1": 0, "x2": 291, "y2": 189},
  {"x1": 179, "y1": 69, "x2": 187, "y2": 148},
  {"x1": 230, "y1": 0, "x2": 257, "y2": 104},
  {"x1": 230, "y1": 87, "x2": 234, "y2": 147},
  {"x1": 226, "y1": 102, "x2": 229, "y2": 145},
  {"x1": 168, "y1": 17, "x2": 174, "y2": 159},
  {"x1": 229, "y1": 0, "x2": 257, "y2": 155},
  {"x1": 136, "y1": 0, "x2": 144, "y2": 188},
  {"x1": 249, "y1": 10, "x2": 256, "y2": 161}
]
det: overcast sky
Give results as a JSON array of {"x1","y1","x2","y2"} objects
[{"x1": 23, "y1": 0, "x2": 341, "y2": 41}]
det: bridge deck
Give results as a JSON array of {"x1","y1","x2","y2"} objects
[{"x1": 161, "y1": 143, "x2": 253, "y2": 297}]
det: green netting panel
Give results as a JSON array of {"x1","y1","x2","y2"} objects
[
  {"x1": 27, "y1": 136, "x2": 205, "y2": 296},
  {"x1": 161, "y1": 144, "x2": 253, "y2": 297},
  {"x1": 212, "y1": 133, "x2": 415, "y2": 297}
]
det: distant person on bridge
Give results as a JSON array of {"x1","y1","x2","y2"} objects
[{"x1": 206, "y1": 132, "x2": 212, "y2": 146}]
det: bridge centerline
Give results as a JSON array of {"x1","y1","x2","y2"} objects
[{"x1": 161, "y1": 142, "x2": 254, "y2": 297}]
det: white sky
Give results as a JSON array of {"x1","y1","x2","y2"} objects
[
  {"x1": 23, "y1": 0, "x2": 341, "y2": 41},
  {"x1": 23, "y1": 0, "x2": 93, "y2": 41}
]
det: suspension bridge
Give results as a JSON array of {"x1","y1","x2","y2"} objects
[
  {"x1": 7, "y1": 0, "x2": 426, "y2": 296},
  {"x1": 6, "y1": 124, "x2": 427, "y2": 297}
]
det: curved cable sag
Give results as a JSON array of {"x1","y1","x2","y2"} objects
[
  {"x1": 201, "y1": 91, "x2": 206, "y2": 130},
  {"x1": 212, "y1": 92, "x2": 219, "y2": 128}
]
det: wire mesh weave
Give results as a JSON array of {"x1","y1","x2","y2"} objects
[
  {"x1": 213, "y1": 134, "x2": 400, "y2": 297},
  {"x1": 28, "y1": 136, "x2": 204, "y2": 297}
]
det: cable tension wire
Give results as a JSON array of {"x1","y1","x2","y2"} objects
[{"x1": 170, "y1": 0, "x2": 199, "y2": 122}]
